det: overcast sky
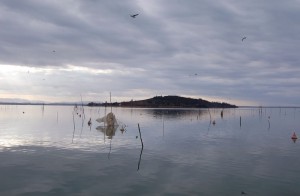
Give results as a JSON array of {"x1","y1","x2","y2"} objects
[{"x1": 1, "y1": 0, "x2": 300, "y2": 106}]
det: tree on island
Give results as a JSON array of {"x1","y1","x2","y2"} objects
[{"x1": 88, "y1": 95, "x2": 237, "y2": 108}]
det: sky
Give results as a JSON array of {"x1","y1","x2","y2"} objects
[{"x1": 1, "y1": 0, "x2": 300, "y2": 106}]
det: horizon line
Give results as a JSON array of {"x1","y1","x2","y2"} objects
[{"x1": 1, "y1": 102, "x2": 300, "y2": 108}]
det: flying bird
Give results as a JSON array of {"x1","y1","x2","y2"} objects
[
  {"x1": 130, "y1": 14, "x2": 139, "y2": 18},
  {"x1": 242, "y1": 37, "x2": 247, "y2": 41}
]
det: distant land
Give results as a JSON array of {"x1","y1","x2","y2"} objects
[{"x1": 87, "y1": 95, "x2": 238, "y2": 108}]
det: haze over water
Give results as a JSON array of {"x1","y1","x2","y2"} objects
[{"x1": 0, "y1": 105, "x2": 299, "y2": 195}]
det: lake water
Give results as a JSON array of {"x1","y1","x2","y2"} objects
[{"x1": 0, "y1": 105, "x2": 300, "y2": 195}]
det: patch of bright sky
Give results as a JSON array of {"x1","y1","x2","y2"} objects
[
  {"x1": 0, "y1": 64, "x2": 114, "y2": 75},
  {"x1": 63, "y1": 64, "x2": 113, "y2": 75}
]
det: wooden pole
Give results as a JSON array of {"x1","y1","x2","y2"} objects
[
  {"x1": 137, "y1": 123, "x2": 144, "y2": 171},
  {"x1": 138, "y1": 123, "x2": 144, "y2": 148}
]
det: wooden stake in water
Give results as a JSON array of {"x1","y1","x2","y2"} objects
[
  {"x1": 80, "y1": 94, "x2": 85, "y2": 119},
  {"x1": 163, "y1": 116, "x2": 165, "y2": 137},
  {"x1": 208, "y1": 108, "x2": 212, "y2": 124},
  {"x1": 137, "y1": 123, "x2": 144, "y2": 171},
  {"x1": 138, "y1": 123, "x2": 144, "y2": 148},
  {"x1": 240, "y1": 116, "x2": 242, "y2": 127},
  {"x1": 72, "y1": 112, "x2": 76, "y2": 143},
  {"x1": 42, "y1": 104, "x2": 45, "y2": 117},
  {"x1": 110, "y1": 92, "x2": 112, "y2": 112}
]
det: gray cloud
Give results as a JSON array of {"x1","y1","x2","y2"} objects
[{"x1": 1, "y1": 0, "x2": 300, "y2": 105}]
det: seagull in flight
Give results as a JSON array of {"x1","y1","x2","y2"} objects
[
  {"x1": 242, "y1": 37, "x2": 247, "y2": 41},
  {"x1": 130, "y1": 14, "x2": 139, "y2": 18}
]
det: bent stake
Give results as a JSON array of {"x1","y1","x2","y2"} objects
[{"x1": 137, "y1": 123, "x2": 144, "y2": 171}]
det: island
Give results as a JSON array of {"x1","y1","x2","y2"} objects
[{"x1": 87, "y1": 95, "x2": 237, "y2": 108}]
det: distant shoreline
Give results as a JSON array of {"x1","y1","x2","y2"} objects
[
  {"x1": 1, "y1": 102, "x2": 300, "y2": 108},
  {"x1": 1, "y1": 95, "x2": 300, "y2": 108}
]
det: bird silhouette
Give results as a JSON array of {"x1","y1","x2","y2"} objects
[
  {"x1": 130, "y1": 14, "x2": 139, "y2": 18},
  {"x1": 242, "y1": 37, "x2": 247, "y2": 41}
]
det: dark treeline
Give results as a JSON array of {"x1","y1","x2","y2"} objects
[{"x1": 88, "y1": 95, "x2": 237, "y2": 108}]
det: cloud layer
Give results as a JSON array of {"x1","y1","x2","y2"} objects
[{"x1": 1, "y1": 0, "x2": 300, "y2": 106}]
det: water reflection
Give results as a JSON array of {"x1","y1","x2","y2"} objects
[
  {"x1": 96, "y1": 125, "x2": 118, "y2": 139},
  {"x1": 141, "y1": 108, "x2": 208, "y2": 120},
  {"x1": 1, "y1": 106, "x2": 300, "y2": 195}
]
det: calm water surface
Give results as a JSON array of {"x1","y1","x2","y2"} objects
[{"x1": 0, "y1": 105, "x2": 300, "y2": 195}]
